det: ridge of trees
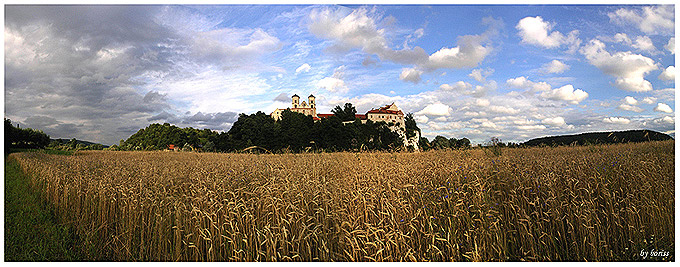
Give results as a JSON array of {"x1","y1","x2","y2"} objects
[
  {"x1": 116, "y1": 103, "x2": 424, "y2": 153},
  {"x1": 5, "y1": 118, "x2": 51, "y2": 150},
  {"x1": 522, "y1": 129, "x2": 673, "y2": 147}
]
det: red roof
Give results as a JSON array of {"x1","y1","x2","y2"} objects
[
  {"x1": 313, "y1": 117, "x2": 321, "y2": 121},
  {"x1": 317, "y1": 113, "x2": 334, "y2": 118},
  {"x1": 366, "y1": 103, "x2": 404, "y2": 116},
  {"x1": 355, "y1": 114, "x2": 367, "y2": 120}
]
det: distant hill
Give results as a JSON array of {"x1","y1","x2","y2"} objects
[
  {"x1": 50, "y1": 138, "x2": 109, "y2": 148},
  {"x1": 522, "y1": 130, "x2": 673, "y2": 147}
]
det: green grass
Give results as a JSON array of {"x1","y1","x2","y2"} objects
[
  {"x1": 4, "y1": 155, "x2": 86, "y2": 261},
  {"x1": 6, "y1": 148, "x2": 75, "y2": 156}
]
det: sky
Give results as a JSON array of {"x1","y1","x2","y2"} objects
[{"x1": 3, "y1": 4, "x2": 676, "y2": 145}]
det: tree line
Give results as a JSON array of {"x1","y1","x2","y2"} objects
[
  {"x1": 116, "y1": 103, "x2": 424, "y2": 153},
  {"x1": 4, "y1": 118, "x2": 51, "y2": 150}
]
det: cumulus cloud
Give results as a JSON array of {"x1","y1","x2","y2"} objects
[
  {"x1": 658, "y1": 66, "x2": 675, "y2": 81},
  {"x1": 190, "y1": 28, "x2": 282, "y2": 67},
  {"x1": 440, "y1": 81, "x2": 473, "y2": 91},
  {"x1": 506, "y1": 76, "x2": 551, "y2": 92},
  {"x1": 580, "y1": 39, "x2": 658, "y2": 92},
  {"x1": 623, "y1": 96, "x2": 639, "y2": 105},
  {"x1": 469, "y1": 68, "x2": 494, "y2": 82},
  {"x1": 618, "y1": 104, "x2": 644, "y2": 112},
  {"x1": 540, "y1": 60, "x2": 570, "y2": 74},
  {"x1": 399, "y1": 68, "x2": 423, "y2": 83},
  {"x1": 608, "y1": 5, "x2": 674, "y2": 35},
  {"x1": 516, "y1": 16, "x2": 580, "y2": 50},
  {"x1": 273, "y1": 92, "x2": 290, "y2": 102},
  {"x1": 603, "y1": 117, "x2": 631, "y2": 124},
  {"x1": 542, "y1": 117, "x2": 566, "y2": 127},
  {"x1": 317, "y1": 66, "x2": 348, "y2": 93},
  {"x1": 665, "y1": 37, "x2": 675, "y2": 54},
  {"x1": 416, "y1": 103, "x2": 452, "y2": 117},
  {"x1": 642, "y1": 97, "x2": 657, "y2": 104},
  {"x1": 309, "y1": 8, "x2": 428, "y2": 65},
  {"x1": 632, "y1": 36, "x2": 656, "y2": 52},
  {"x1": 309, "y1": 7, "x2": 500, "y2": 74},
  {"x1": 295, "y1": 63, "x2": 311, "y2": 73},
  {"x1": 540, "y1": 85, "x2": 588, "y2": 104},
  {"x1": 654, "y1": 103, "x2": 673, "y2": 113}
]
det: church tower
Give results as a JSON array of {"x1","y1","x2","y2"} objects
[
  {"x1": 308, "y1": 94, "x2": 316, "y2": 115},
  {"x1": 292, "y1": 94, "x2": 300, "y2": 108}
]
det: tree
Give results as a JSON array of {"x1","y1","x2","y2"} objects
[
  {"x1": 331, "y1": 103, "x2": 357, "y2": 121},
  {"x1": 432, "y1": 135, "x2": 450, "y2": 149},
  {"x1": 278, "y1": 110, "x2": 314, "y2": 151},
  {"x1": 418, "y1": 137, "x2": 431, "y2": 151},
  {"x1": 404, "y1": 113, "x2": 420, "y2": 138}
]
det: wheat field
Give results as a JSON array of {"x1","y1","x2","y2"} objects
[{"x1": 9, "y1": 140, "x2": 674, "y2": 261}]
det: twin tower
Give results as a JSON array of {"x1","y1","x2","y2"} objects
[{"x1": 271, "y1": 94, "x2": 317, "y2": 120}]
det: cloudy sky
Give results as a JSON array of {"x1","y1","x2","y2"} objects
[{"x1": 4, "y1": 4, "x2": 676, "y2": 145}]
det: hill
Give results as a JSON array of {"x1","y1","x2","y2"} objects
[
  {"x1": 522, "y1": 129, "x2": 673, "y2": 147},
  {"x1": 50, "y1": 138, "x2": 109, "y2": 148}
]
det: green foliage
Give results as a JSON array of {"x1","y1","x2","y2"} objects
[
  {"x1": 4, "y1": 157, "x2": 89, "y2": 261},
  {"x1": 484, "y1": 136, "x2": 504, "y2": 157},
  {"x1": 119, "y1": 123, "x2": 223, "y2": 151},
  {"x1": 5, "y1": 118, "x2": 51, "y2": 150},
  {"x1": 404, "y1": 113, "x2": 420, "y2": 139},
  {"x1": 523, "y1": 129, "x2": 673, "y2": 147},
  {"x1": 46, "y1": 138, "x2": 107, "y2": 151},
  {"x1": 331, "y1": 103, "x2": 357, "y2": 121}
]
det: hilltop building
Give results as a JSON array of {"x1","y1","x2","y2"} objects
[
  {"x1": 271, "y1": 94, "x2": 405, "y2": 128},
  {"x1": 270, "y1": 94, "x2": 418, "y2": 150},
  {"x1": 271, "y1": 94, "x2": 317, "y2": 120}
]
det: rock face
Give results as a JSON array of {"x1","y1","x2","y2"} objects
[{"x1": 391, "y1": 125, "x2": 420, "y2": 151}]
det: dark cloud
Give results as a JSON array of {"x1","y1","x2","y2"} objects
[
  {"x1": 21, "y1": 115, "x2": 81, "y2": 139},
  {"x1": 4, "y1": 5, "x2": 186, "y2": 144},
  {"x1": 273, "y1": 93, "x2": 290, "y2": 102},
  {"x1": 181, "y1": 111, "x2": 239, "y2": 131}
]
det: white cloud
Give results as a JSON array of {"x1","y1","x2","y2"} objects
[
  {"x1": 317, "y1": 65, "x2": 348, "y2": 93},
  {"x1": 489, "y1": 105, "x2": 520, "y2": 114},
  {"x1": 469, "y1": 68, "x2": 494, "y2": 82},
  {"x1": 608, "y1": 6, "x2": 674, "y2": 35},
  {"x1": 661, "y1": 116, "x2": 674, "y2": 124},
  {"x1": 414, "y1": 115, "x2": 429, "y2": 124},
  {"x1": 614, "y1": 33, "x2": 631, "y2": 44},
  {"x1": 642, "y1": 97, "x2": 657, "y2": 104},
  {"x1": 654, "y1": 103, "x2": 673, "y2": 113},
  {"x1": 440, "y1": 81, "x2": 472, "y2": 91},
  {"x1": 295, "y1": 63, "x2": 311, "y2": 73},
  {"x1": 624, "y1": 96, "x2": 639, "y2": 105},
  {"x1": 480, "y1": 120, "x2": 498, "y2": 129},
  {"x1": 542, "y1": 117, "x2": 566, "y2": 127},
  {"x1": 309, "y1": 8, "x2": 428, "y2": 65},
  {"x1": 580, "y1": 39, "x2": 658, "y2": 92},
  {"x1": 540, "y1": 84, "x2": 588, "y2": 104},
  {"x1": 632, "y1": 36, "x2": 656, "y2": 52},
  {"x1": 475, "y1": 98, "x2": 490, "y2": 107},
  {"x1": 516, "y1": 16, "x2": 580, "y2": 49},
  {"x1": 424, "y1": 38, "x2": 491, "y2": 70},
  {"x1": 665, "y1": 37, "x2": 675, "y2": 54},
  {"x1": 309, "y1": 7, "x2": 499, "y2": 72},
  {"x1": 618, "y1": 104, "x2": 644, "y2": 112},
  {"x1": 658, "y1": 66, "x2": 675, "y2": 81},
  {"x1": 191, "y1": 28, "x2": 282, "y2": 67},
  {"x1": 399, "y1": 68, "x2": 423, "y2": 83},
  {"x1": 506, "y1": 76, "x2": 551, "y2": 92},
  {"x1": 517, "y1": 125, "x2": 546, "y2": 131},
  {"x1": 540, "y1": 60, "x2": 570, "y2": 74},
  {"x1": 603, "y1": 117, "x2": 630, "y2": 124},
  {"x1": 416, "y1": 103, "x2": 452, "y2": 117}
]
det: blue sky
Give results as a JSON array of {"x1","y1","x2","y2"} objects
[{"x1": 4, "y1": 4, "x2": 675, "y2": 145}]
